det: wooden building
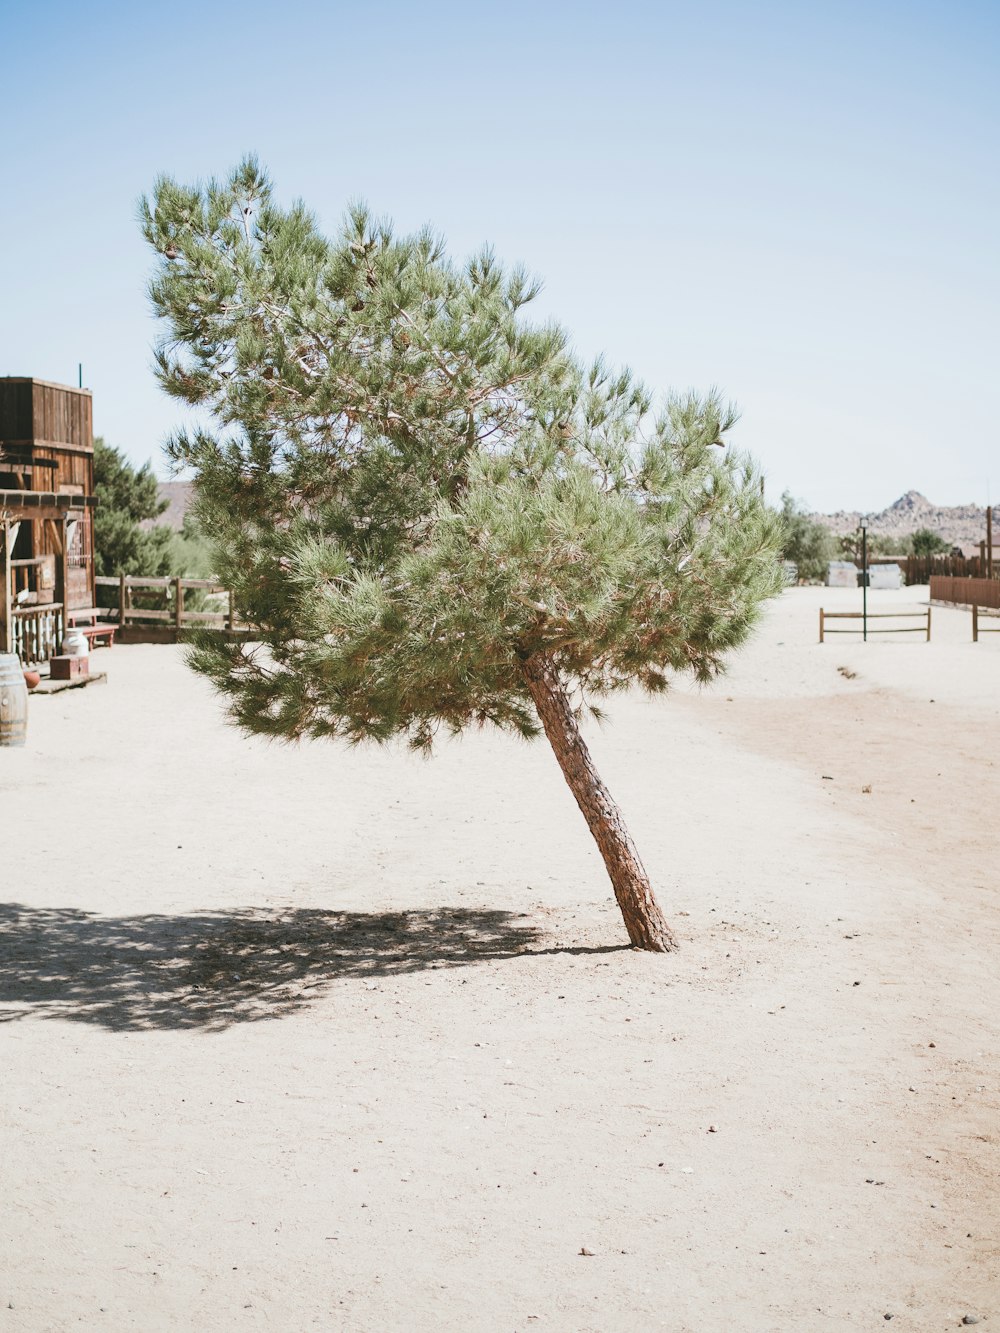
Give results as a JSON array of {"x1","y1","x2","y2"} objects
[{"x1": 0, "y1": 377, "x2": 97, "y2": 664}]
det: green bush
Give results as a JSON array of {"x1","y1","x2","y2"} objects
[
  {"x1": 911, "y1": 527, "x2": 949, "y2": 556},
  {"x1": 777, "y1": 492, "x2": 835, "y2": 581}
]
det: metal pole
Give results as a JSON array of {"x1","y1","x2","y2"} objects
[
  {"x1": 861, "y1": 522, "x2": 868, "y2": 641},
  {"x1": 78, "y1": 363, "x2": 83, "y2": 389}
]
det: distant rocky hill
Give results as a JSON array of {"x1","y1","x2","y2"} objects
[
  {"x1": 154, "y1": 481, "x2": 194, "y2": 530},
  {"x1": 812, "y1": 491, "x2": 990, "y2": 551},
  {"x1": 153, "y1": 482, "x2": 989, "y2": 553}
]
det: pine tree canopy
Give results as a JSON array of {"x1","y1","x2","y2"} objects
[
  {"x1": 93, "y1": 438, "x2": 173, "y2": 578},
  {"x1": 141, "y1": 159, "x2": 783, "y2": 751}
]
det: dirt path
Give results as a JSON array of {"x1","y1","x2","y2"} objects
[{"x1": 2, "y1": 589, "x2": 996, "y2": 1331}]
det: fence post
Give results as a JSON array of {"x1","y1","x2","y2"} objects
[
  {"x1": 118, "y1": 573, "x2": 126, "y2": 627},
  {"x1": 819, "y1": 608, "x2": 824, "y2": 644},
  {"x1": 926, "y1": 606, "x2": 931, "y2": 642},
  {"x1": 973, "y1": 604, "x2": 978, "y2": 643},
  {"x1": 174, "y1": 577, "x2": 183, "y2": 632}
]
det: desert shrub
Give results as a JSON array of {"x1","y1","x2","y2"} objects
[
  {"x1": 778, "y1": 492, "x2": 835, "y2": 581},
  {"x1": 911, "y1": 527, "x2": 948, "y2": 556}
]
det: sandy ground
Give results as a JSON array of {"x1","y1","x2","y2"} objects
[{"x1": 2, "y1": 586, "x2": 997, "y2": 1332}]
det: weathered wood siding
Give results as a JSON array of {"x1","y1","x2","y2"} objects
[
  {"x1": 0, "y1": 377, "x2": 93, "y2": 451},
  {"x1": 0, "y1": 378, "x2": 95, "y2": 611}
]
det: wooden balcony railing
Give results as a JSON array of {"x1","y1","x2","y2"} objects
[{"x1": 12, "y1": 603, "x2": 64, "y2": 666}]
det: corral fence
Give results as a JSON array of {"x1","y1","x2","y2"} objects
[
  {"x1": 819, "y1": 607, "x2": 932, "y2": 643},
  {"x1": 900, "y1": 553, "x2": 996, "y2": 584},
  {"x1": 852, "y1": 555, "x2": 1000, "y2": 586},
  {"x1": 929, "y1": 575, "x2": 1000, "y2": 611},
  {"x1": 972, "y1": 605, "x2": 1000, "y2": 642},
  {"x1": 10, "y1": 576, "x2": 248, "y2": 662},
  {"x1": 94, "y1": 575, "x2": 247, "y2": 641}
]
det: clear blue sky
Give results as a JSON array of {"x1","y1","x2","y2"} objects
[{"x1": 3, "y1": 0, "x2": 997, "y2": 512}]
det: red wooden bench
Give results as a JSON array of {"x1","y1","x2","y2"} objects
[
  {"x1": 79, "y1": 623, "x2": 117, "y2": 648},
  {"x1": 68, "y1": 609, "x2": 118, "y2": 649}
]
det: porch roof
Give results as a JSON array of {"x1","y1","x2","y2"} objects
[{"x1": 0, "y1": 492, "x2": 96, "y2": 521}]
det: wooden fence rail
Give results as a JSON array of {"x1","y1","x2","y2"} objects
[
  {"x1": 819, "y1": 608, "x2": 932, "y2": 643},
  {"x1": 10, "y1": 576, "x2": 245, "y2": 662},
  {"x1": 972, "y1": 605, "x2": 1000, "y2": 642},
  {"x1": 94, "y1": 576, "x2": 242, "y2": 634}
]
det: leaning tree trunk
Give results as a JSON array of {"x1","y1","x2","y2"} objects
[{"x1": 521, "y1": 653, "x2": 678, "y2": 953}]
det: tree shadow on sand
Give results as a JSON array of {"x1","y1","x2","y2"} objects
[{"x1": 0, "y1": 902, "x2": 623, "y2": 1033}]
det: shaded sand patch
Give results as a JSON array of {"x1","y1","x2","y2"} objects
[{"x1": 2, "y1": 589, "x2": 997, "y2": 1331}]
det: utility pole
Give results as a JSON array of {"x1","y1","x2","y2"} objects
[
  {"x1": 860, "y1": 519, "x2": 869, "y2": 642},
  {"x1": 987, "y1": 505, "x2": 993, "y2": 579}
]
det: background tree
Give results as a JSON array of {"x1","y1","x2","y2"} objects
[
  {"x1": 141, "y1": 159, "x2": 783, "y2": 953},
  {"x1": 837, "y1": 529, "x2": 915, "y2": 562},
  {"x1": 911, "y1": 526, "x2": 949, "y2": 556},
  {"x1": 776, "y1": 492, "x2": 835, "y2": 581},
  {"x1": 875, "y1": 534, "x2": 915, "y2": 557},
  {"x1": 93, "y1": 438, "x2": 173, "y2": 577},
  {"x1": 94, "y1": 440, "x2": 219, "y2": 589}
]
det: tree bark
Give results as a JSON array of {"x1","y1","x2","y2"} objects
[{"x1": 521, "y1": 653, "x2": 678, "y2": 953}]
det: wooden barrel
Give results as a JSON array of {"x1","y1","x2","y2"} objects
[{"x1": 0, "y1": 653, "x2": 28, "y2": 748}]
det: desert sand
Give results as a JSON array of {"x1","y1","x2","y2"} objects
[{"x1": 2, "y1": 586, "x2": 997, "y2": 1332}]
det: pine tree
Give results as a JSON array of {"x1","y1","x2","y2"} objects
[
  {"x1": 93, "y1": 438, "x2": 173, "y2": 577},
  {"x1": 141, "y1": 159, "x2": 783, "y2": 952}
]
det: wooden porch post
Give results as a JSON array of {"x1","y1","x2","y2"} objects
[
  {"x1": 57, "y1": 516, "x2": 70, "y2": 609},
  {"x1": 0, "y1": 520, "x2": 12, "y2": 654}
]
